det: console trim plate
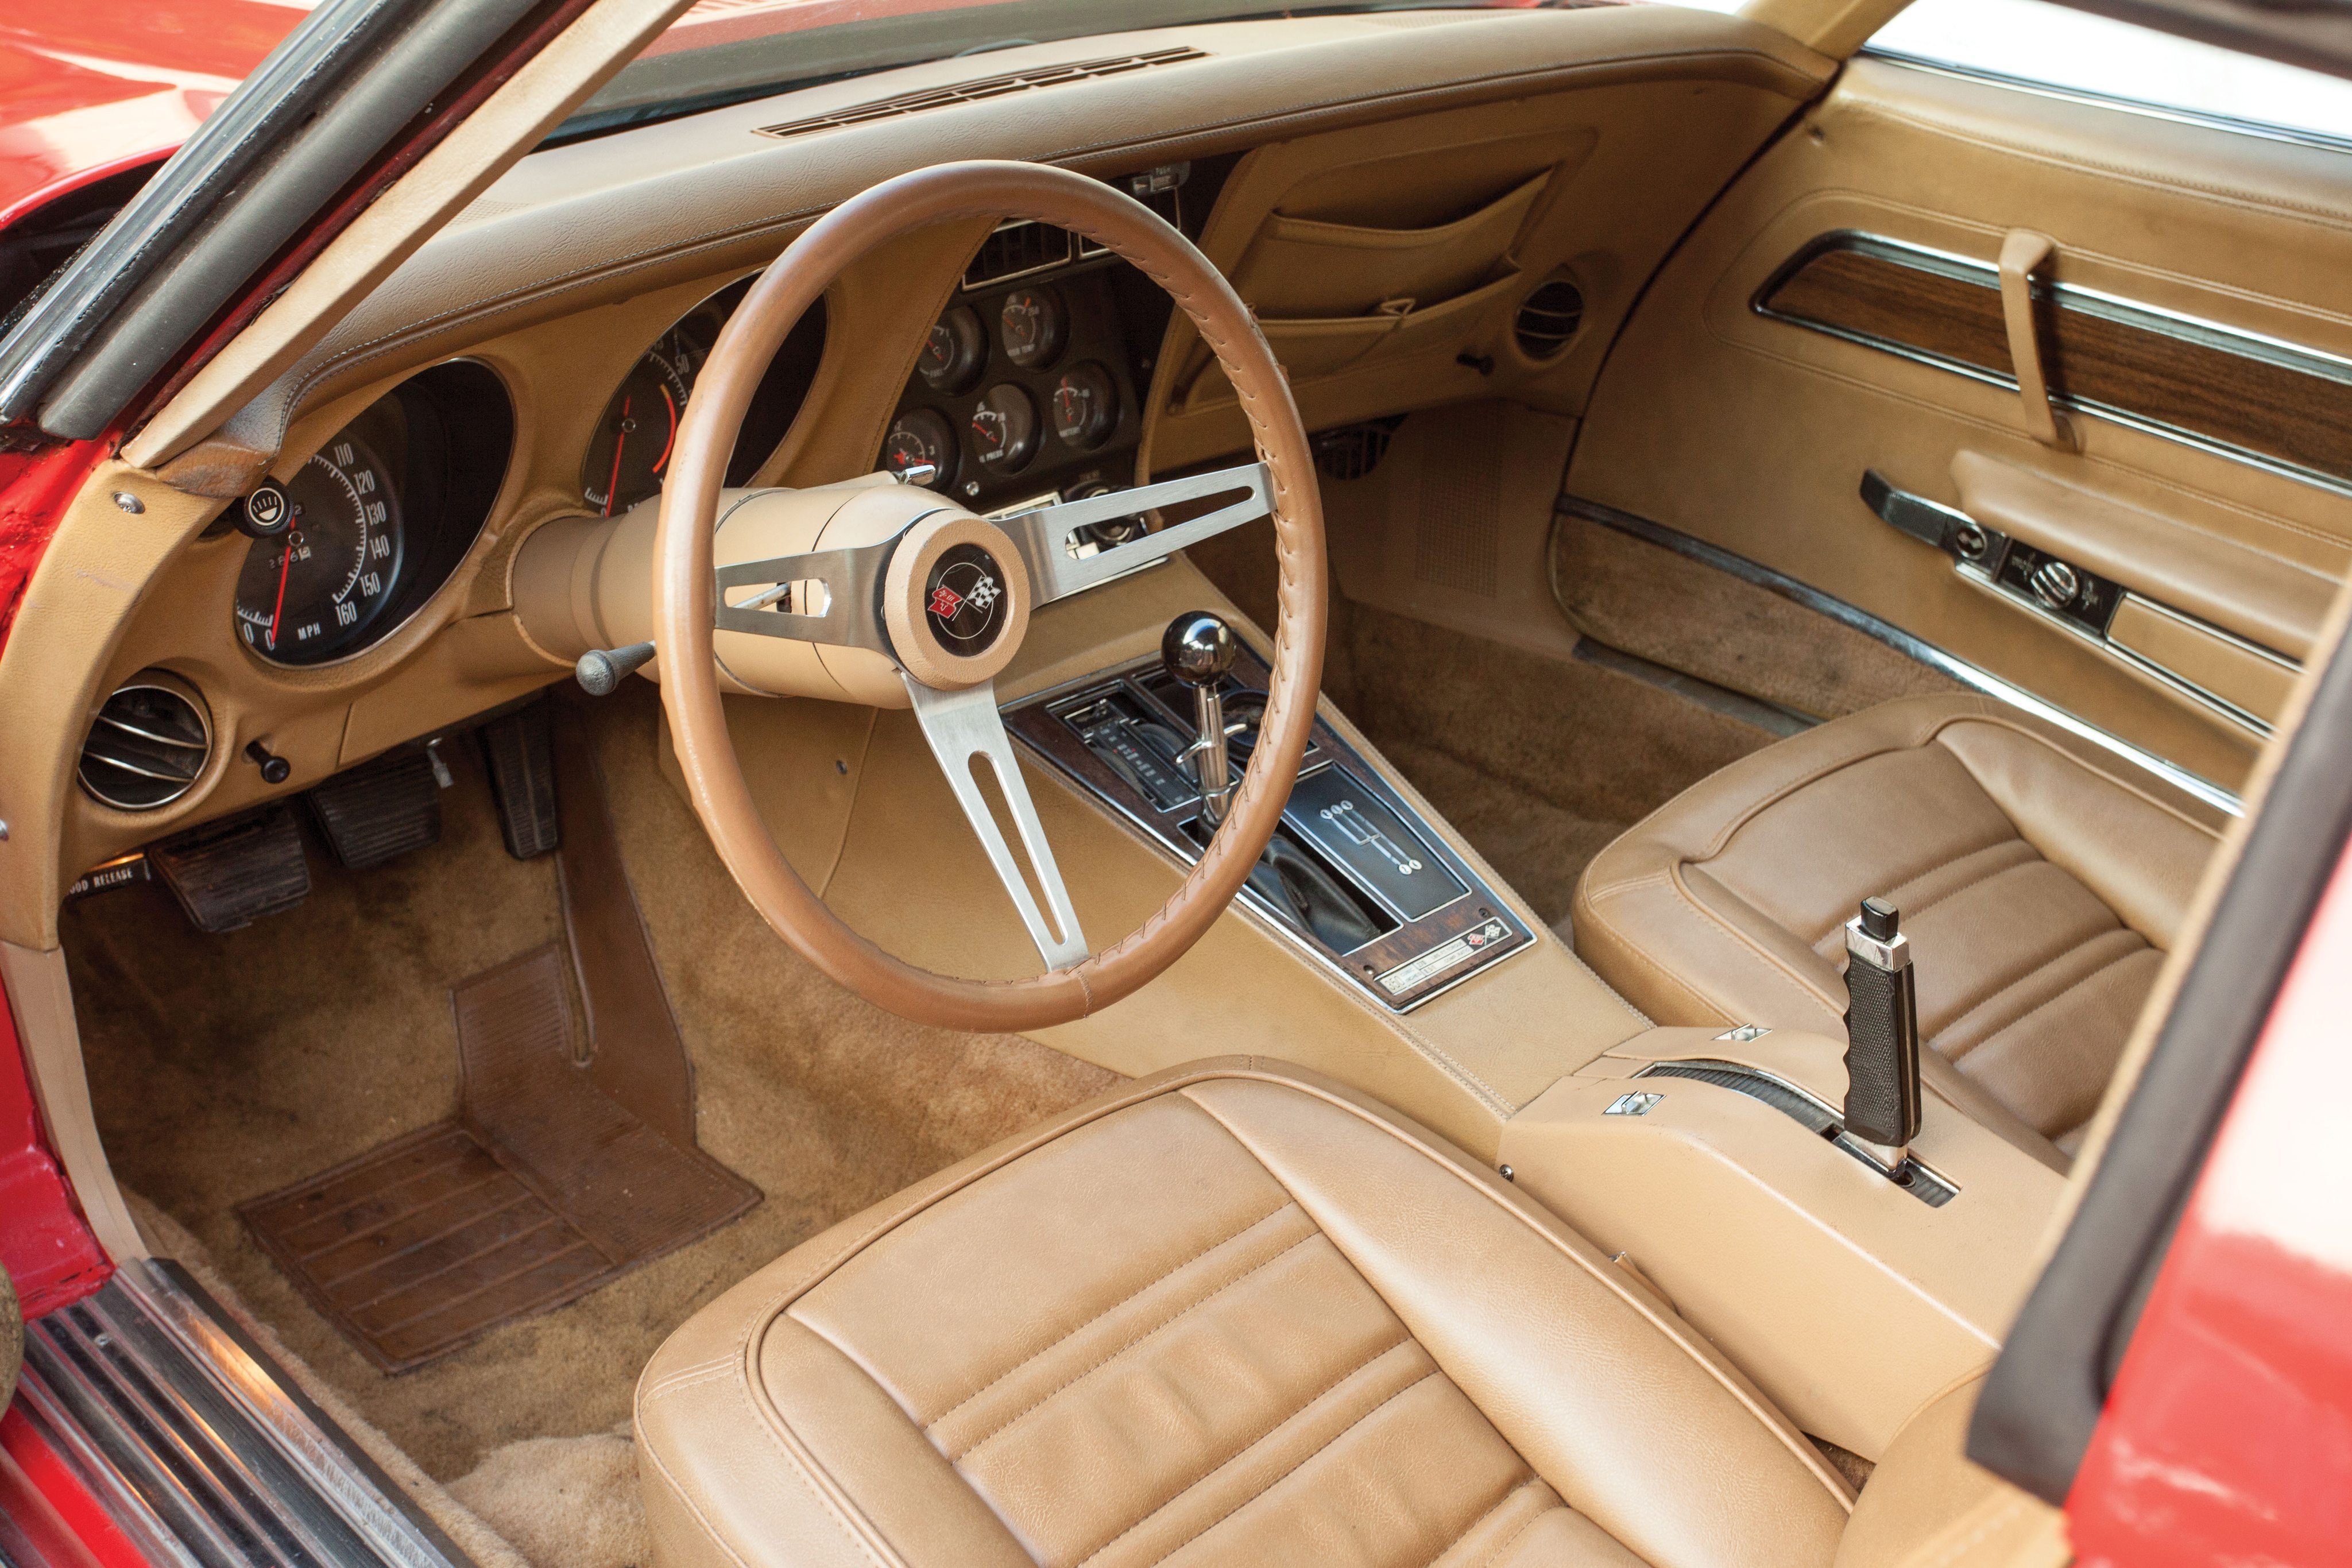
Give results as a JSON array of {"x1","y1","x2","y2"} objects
[{"x1": 1004, "y1": 646, "x2": 1535, "y2": 1012}]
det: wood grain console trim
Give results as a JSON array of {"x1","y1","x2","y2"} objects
[{"x1": 1756, "y1": 233, "x2": 2352, "y2": 488}]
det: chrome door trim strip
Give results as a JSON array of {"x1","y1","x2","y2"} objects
[
  {"x1": 1862, "y1": 51, "x2": 2352, "y2": 162},
  {"x1": 1958, "y1": 562, "x2": 2277, "y2": 741},
  {"x1": 1553, "y1": 495, "x2": 2245, "y2": 818},
  {"x1": 1752, "y1": 230, "x2": 2352, "y2": 499},
  {"x1": 19, "y1": 1263, "x2": 477, "y2": 1568}
]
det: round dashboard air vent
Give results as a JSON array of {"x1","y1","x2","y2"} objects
[
  {"x1": 1514, "y1": 276, "x2": 1585, "y2": 361},
  {"x1": 78, "y1": 675, "x2": 211, "y2": 811}
]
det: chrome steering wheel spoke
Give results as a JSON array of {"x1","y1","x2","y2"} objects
[
  {"x1": 903, "y1": 675, "x2": 1089, "y2": 971},
  {"x1": 1000, "y1": 460, "x2": 1272, "y2": 606},
  {"x1": 714, "y1": 536, "x2": 896, "y2": 651}
]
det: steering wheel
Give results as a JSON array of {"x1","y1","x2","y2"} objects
[{"x1": 651, "y1": 161, "x2": 1327, "y2": 1032}]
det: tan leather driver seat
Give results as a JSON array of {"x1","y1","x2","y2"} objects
[
  {"x1": 1572, "y1": 695, "x2": 2227, "y2": 1166},
  {"x1": 636, "y1": 1062, "x2": 1884, "y2": 1567}
]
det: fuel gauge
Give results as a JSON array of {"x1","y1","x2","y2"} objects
[
  {"x1": 1050, "y1": 362, "x2": 1117, "y2": 450},
  {"x1": 920, "y1": 305, "x2": 986, "y2": 393}
]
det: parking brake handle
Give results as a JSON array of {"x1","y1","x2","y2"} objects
[{"x1": 1843, "y1": 897, "x2": 1923, "y2": 1175}]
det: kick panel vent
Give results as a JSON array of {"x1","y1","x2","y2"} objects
[
  {"x1": 79, "y1": 675, "x2": 211, "y2": 811},
  {"x1": 755, "y1": 47, "x2": 1208, "y2": 140},
  {"x1": 1515, "y1": 276, "x2": 1585, "y2": 361}
]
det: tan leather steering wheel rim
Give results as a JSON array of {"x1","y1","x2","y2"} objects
[{"x1": 653, "y1": 160, "x2": 1327, "y2": 1032}]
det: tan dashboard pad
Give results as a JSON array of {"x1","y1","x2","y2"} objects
[{"x1": 652, "y1": 160, "x2": 1326, "y2": 1031}]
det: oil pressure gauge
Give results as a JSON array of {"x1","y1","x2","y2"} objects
[{"x1": 971, "y1": 384, "x2": 1039, "y2": 471}]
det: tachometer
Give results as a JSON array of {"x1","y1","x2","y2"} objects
[
  {"x1": 582, "y1": 338, "x2": 691, "y2": 515},
  {"x1": 234, "y1": 435, "x2": 405, "y2": 664}
]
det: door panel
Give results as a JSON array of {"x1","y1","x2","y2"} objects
[{"x1": 1565, "y1": 55, "x2": 2352, "y2": 791}]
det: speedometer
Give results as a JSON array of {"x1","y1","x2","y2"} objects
[{"x1": 234, "y1": 435, "x2": 405, "y2": 664}]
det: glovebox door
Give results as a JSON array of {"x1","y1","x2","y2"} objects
[{"x1": 1564, "y1": 53, "x2": 2352, "y2": 794}]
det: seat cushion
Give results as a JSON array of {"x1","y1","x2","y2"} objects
[
  {"x1": 635, "y1": 1060, "x2": 1851, "y2": 1568},
  {"x1": 1571, "y1": 695, "x2": 2226, "y2": 1157}
]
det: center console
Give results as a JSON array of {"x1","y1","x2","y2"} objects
[
  {"x1": 1005, "y1": 616, "x2": 1535, "y2": 1011},
  {"x1": 1499, "y1": 1023, "x2": 2068, "y2": 1459}
]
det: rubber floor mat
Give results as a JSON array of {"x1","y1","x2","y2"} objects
[{"x1": 239, "y1": 946, "x2": 759, "y2": 1372}]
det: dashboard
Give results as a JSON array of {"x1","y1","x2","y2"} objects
[{"x1": 26, "y1": 6, "x2": 1771, "y2": 922}]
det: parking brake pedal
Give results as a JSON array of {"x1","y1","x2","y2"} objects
[
  {"x1": 149, "y1": 807, "x2": 311, "y2": 933},
  {"x1": 1842, "y1": 897, "x2": 1923, "y2": 1175}
]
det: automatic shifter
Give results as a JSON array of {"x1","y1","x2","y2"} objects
[
  {"x1": 1842, "y1": 897, "x2": 1923, "y2": 1175},
  {"x1": 1161, "y1": 611, "x2": 1240, "y2": 826}
]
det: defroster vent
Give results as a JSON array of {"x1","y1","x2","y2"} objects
[
  {"x1": 755, "y1": 48, "x2": 1208, "y2": 140},
  {"x1": 79, "y1": 674, "x2": 211, "y2": 811},
  {"x1": 1514, "y1": 276, "x2": 1585, "y2": 361}
]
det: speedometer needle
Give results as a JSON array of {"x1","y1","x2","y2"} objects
[
  {"x1": 268, "y1": 533, "x2": 296, "y2": 650},
  {"x1": 603, "y1": 396, "x2": 631, "y2": 517}
]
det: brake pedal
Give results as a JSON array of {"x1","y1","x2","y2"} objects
[{"x1": 306, "y1": 748, "x2": 443, "y2": 869}]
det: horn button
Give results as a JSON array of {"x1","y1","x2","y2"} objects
[{"x1": 882, "y1": 511, "x2": 1032, "y2": 690}]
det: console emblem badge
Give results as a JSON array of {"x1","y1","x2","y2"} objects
[{"x1": 1604, "y1": 1092, "x2": 1665, "y2": 1117}]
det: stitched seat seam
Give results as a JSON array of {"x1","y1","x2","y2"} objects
[
  {"x1": 952, "y1": 1230, "x2": 1325, "y2": 1459},
  {"x1": 1418, "y1": 1476, "x2": 1541, "y2": 1568},
  {"x1": 1471, "y1": 1494, "x2": 1561, "y2": 1568},
  {"x1": 1071, "y1": 1334, "x2": 1418, "y2": 1566},
  {"x1": 1942, "y1": 944, "x2": 2146, "y2": 1064},
  {"x1": 1797, "y1": 836, "x2": 2029, "y2": 948},
  {"x1": 1935, "y1": 938, "x2": 2143, "y2": 1058},
  {"x1": 1141, "y1": 1370, "x2": 1442, "y2": 1568},
  {"x1": 926, "y1": 1200, "x2": 1299, "y2": 1428}
]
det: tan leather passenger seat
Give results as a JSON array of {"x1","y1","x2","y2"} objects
[
  {"x1": 1571, "y1": 695, "x2": 2226, "y2": 1164},
  {"x1": 636, "y1": 1062, "x2": 1862, "y2": 1568}
]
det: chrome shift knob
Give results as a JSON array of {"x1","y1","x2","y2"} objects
[
  {"x1": 1161, "y1": 613, "x2": 1239, "y2": 827},
  {"x1": 1161, "y1": 611, "x2": 1238, "y2": 687}
]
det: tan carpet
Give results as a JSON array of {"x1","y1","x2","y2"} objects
[
  {"x1": 64, "y1": 684, "x2": 1116, "y2": 1483},
  {"x1": 448, "y1": 1430, "x2": 647, "y2": 1568}
]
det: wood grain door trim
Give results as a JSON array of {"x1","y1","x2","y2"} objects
[{"x1": 1754, "y1": 231, "x2": 2352, "y2": 493}]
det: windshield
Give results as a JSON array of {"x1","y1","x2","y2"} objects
[{"x1": 549, "y1": 0, "x2": 1576, "y2": 142}]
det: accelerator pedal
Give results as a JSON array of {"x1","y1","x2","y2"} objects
[{"x1": 477, "y1": 701, "x2": 559, "y2": 860}]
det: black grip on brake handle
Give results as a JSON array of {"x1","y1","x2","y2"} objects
[{"x1": 1842, "y1": 897, "x2": 1922, "y2": 1149}]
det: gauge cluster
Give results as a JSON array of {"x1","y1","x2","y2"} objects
[
  {"x1": 233, "y1": 361, "x2": 513, "y2": 667},
  {"x1": 884, "y1": 263, "x2": 1154, "y2": 513}
]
